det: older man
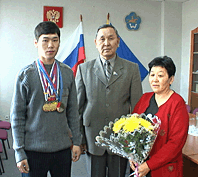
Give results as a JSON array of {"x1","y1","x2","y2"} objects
[{"x1": 75, "y1": 24, "x2": 142, "y2": 177}]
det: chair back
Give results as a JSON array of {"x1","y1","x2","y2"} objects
[
  {"x1": 0, "y1": 121, "x2": 11, "y2": 130},
  {"x1": 186, "y1": 104, "x2": 191, "y2": 113},
  {"x1": 193, "y1": 108, "x2": 198, "y2": 115},
  {"x1": 0, "y1": 129, "x2": 7, "y2": 140}
]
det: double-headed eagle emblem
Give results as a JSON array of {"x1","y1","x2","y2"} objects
[{"x1": 46, "y1": 9, "x2": 60, "y2": 23}]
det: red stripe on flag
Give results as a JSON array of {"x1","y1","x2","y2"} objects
[{"x1": 72, "y1": 46, "x2": 85, "y2": 77}]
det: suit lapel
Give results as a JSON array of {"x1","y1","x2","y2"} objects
[
  {"x1": 93, "y1": 56, "x2": 107, "y2": 85},
  {"x1": 108, "y1": 56, "x2": 123, "y2": 86},
  {"x1": 93, "y1": 56, "x2": 124, "y2": 86}
]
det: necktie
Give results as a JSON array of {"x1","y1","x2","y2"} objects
[{"x1": 104, "y1": 60, "x2": 112, "y2": 80}]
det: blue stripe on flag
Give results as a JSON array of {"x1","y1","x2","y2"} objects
[
  {"x1": 79, "y1": 34, "x2": 85, "y2": 48},
  {"x1": 116, "y1": 37, "x2": 148, "y2": 81},
  {"x1": 63, "y1": 44, "x2": 79, "y2": 68}
]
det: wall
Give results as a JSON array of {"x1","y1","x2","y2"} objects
[
  {"x1": 181, "y1": 0, "x2": 198, "y2": 103},
  {"x1": 0, "y1": 0, "x2": 183, "y2": 121},
  {"x1": 161, "y1": 1, "x2": 182, "y2": 96}
]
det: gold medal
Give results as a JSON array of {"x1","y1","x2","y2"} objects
[
  {"x1": 49, "y1": 101, "x2": 58, "y2": 111},
  {"x1": 57, "y1": 102, "x2": 64, "y2": 113},
  {"x1": 43, "y1": 102, "x2": 50, "y2": 112},
  {"x1": 43, "y1": 101, "x2": 58, "y2": 112}
]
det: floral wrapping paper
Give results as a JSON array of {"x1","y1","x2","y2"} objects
[{"x1": 95, "y1": 113, "x2": 161, "y2": 165}]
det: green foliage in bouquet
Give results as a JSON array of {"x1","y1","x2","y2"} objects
[
  {"x1": 95, "y1": 113, "x2": 161, "y2": 164},
  {"x1": 118, "y1": 127, "x2": 156, "y2": 160}
]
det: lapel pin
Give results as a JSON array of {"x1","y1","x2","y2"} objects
[{"x1": 113, "y1": 71, "x2": 118, "y2": 75}]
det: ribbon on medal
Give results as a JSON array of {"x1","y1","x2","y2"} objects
[{"x1": 36, "y1": 59, "x2": 64, "y2": 113}]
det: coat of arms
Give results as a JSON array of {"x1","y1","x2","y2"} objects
[
  {"x1": 125, "y1": 12, "x2": 141, "y2": 31},
  {"x1": 43, "y1": 6, "x2": 63, "y2": 28},
  {"x1": 47, "y1": 9, "x2": 60, "y2": 24}
]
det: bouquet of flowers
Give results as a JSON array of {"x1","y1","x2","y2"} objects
[{"x1": 95, "y1": 113, "x2": 161, "y2": 176}]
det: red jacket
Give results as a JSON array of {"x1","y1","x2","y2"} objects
[{"x1": 133, "y1": 92, "x2": 189, "y2": 177}]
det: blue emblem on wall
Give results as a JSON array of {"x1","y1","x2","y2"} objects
[{"x1": 125, "y1": 12, "x2": 141, "y2": 30}]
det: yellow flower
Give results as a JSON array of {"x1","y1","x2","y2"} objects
[
  {"x1": 112, "y1": 115, "x2": 154, "y2": 133},
  {"x1": 113, "y1": 118, "x2": 126, "y2": 133},
  {"x1": 139, "y1": 118, "x2": 154, "y2": 131},
  {"x1": 123, "y1": 116, "x2": 140, "y2": 132}
]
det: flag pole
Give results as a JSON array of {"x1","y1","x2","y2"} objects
[
  {"x1": 107, "y1": 13, "x2": 110, "y2": 24},
  {"x1": 80, "y1": 14, "x2": 83, "y2": 22}
]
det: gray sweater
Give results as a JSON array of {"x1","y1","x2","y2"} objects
[{"x1": 10, "y1": 60, "x2": 81, "y2": 163}]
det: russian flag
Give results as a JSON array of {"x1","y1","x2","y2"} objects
[{"x1": 57, "y1": 22, "x2": 86, "y2": 76}]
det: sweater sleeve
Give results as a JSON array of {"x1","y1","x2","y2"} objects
[
  {"x1": 66, "y1": 74, "x2": 82, "y2": 146},
  {"x1": 146, "y1": 97, "x2": 189, "y2": 171},
  {"x1": 10, "y1": 73, "x2": 28, "y2": 163}
]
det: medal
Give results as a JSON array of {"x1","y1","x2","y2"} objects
[
  {"x1": 43, "y1": 102, "x2": 50, "y2": 112},
  {"x1": 57, "y1": 102, "x2": 64, "y2": 113},
  {"x1": 43, "y1": 101, "x2": 58, "y2": 112},
  {"x1": 37, "y1": 59, "x2": 64, "y2": 113},
  {"x1": 49, "y1": 101, "x2": 58, "y2": 111}
]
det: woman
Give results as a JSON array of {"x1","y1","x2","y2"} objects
[{"x1": 130, "y1": 56, "x2": 189, "y2": 177}]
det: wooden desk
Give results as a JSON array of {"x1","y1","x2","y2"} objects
[
  {"x1": 183, "y1": 135, "x2": 198, "y2": 163},
  {"x1": 183, "y1": 113, "x2": 198, "y2": 176},
  {"x1": 183, "y1": 113, "x2": 197, "y2": 158}
]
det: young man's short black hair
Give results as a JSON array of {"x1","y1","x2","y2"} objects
[
  {"x1": 95, "y1": 24, "x2": 119, "y2": 39},
  {"x1": 34, "y1": 21, "x2": 60, "y2": 41}
]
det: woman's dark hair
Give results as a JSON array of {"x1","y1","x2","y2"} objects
[
  {"x1": 34, "y1": 21, "x2": 60, "y2": 41},
  {"x1": 148, "y1": 56, "x2": 176, "y2": 78},
  {"x1": 95, "y1": 24, "x2": 119, "y2": 39}
]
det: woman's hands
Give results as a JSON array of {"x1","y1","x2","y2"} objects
[{"x1": 129, "y1": 160, "x2": 150, "y2": 177}]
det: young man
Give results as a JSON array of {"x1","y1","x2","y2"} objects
[
  {"x1": 75, "y1": 24, "x2": 142, "y2": 177},
  {"x1": 10, "y1": 21, "x2": 81, "y2": 177}
]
